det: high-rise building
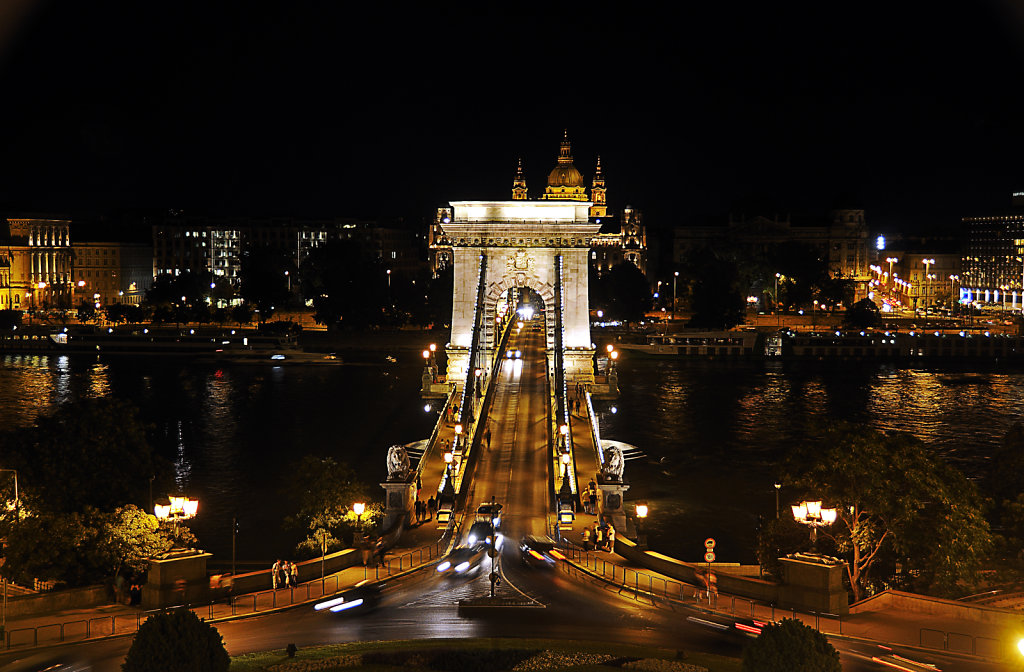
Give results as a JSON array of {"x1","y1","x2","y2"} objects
[{"x1": 961, "y1": 196, "x2": 1024, "y2": 306}]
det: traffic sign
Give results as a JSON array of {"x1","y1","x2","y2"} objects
[
  {"x1": 704, "y1": 537, "x2": 716, "y2": 550},
  {"x1": 704, "y1": 551, "x2": 716, "y2": 563}
]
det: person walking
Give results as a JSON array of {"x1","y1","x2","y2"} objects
[
  {"x1": 271, "y1": 559, "x2": 281, "y2": 589},
  {"x1": 582, "y1": 526, "x2": 592, "y2": 551},
  {"x1": 427, "y1": 495, "x2": 436, "y2": 520},
  {"x1": 289, "y1": 561, "x2": 298, "y2": 588},
  {"x1": 607, "y1": 525, "x2": 616, "y2": 552},
  {"x1": 594, "y1": 526, "x2": 605, "y2": 552},
  {"x1": 484, "y1": 425, "x2": 491, "y2": 449},
  {"x1": 588, "y1": 489, "x2": 597, "y2": 516}
]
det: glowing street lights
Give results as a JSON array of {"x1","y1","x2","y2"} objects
[
  {"x1": 635, "y1": 502, "x2": 649, "y2": 549},
  {"x1": 154, "y1": 494, "x2": 199, "y2": 549},
  {"x1": 774, "y1": 273, "x2": 782, "y2": 326},
  {"x1": 791, "y1": 500, "x2": 836, "y2": 551},
  {"x1": 352, "y1": 502, "x2": 365, "y2": 533}
]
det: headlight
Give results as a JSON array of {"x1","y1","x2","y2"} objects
[
  {"x1": 436, "y1": 561, "x2": 451, "y2": 572},
  {"x1": 468, "y1": 535, "x2": 477, "y2": 545},
  {"x1": 454, "y1": 561, "x2": 471, "y2": 573}
]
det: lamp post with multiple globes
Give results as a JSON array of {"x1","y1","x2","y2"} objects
[{"x1": 791, "y1": 500, "x2": 837, "y2": 551}]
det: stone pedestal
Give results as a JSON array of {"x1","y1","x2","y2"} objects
[
  {"x1": 597, "y1": 479, "x2": 630, "y2": 533},
  {"x1": 380, "y1": 479, "x2": 417, "y2": 530},
  {"x1": 564, "y1": 349, "x2": 596, "y2": 385},
  {"x1": 143, "y1": 549, "x2": 212, "y2": 609},
  {"x1": 778, "y1": 553, "x2": 849, "y2": 615}
]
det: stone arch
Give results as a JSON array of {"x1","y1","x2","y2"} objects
[{"x1": 483, "y1": 269, "x2": 557, "y2": 354}]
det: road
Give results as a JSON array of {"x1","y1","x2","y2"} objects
[{"x1": 0, "y1": 321, "x2": 1009, "y2": 671}]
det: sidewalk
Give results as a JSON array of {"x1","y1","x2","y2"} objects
[{"x1": 555, "y1": 538, "x2": 1013, "y2": 663}]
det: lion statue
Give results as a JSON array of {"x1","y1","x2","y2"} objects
[
  {"x1": 601, "y1": 446, "x2": 625, "y2": 481},
  {"x1": 386, "y1": 445, "x2": 412, "y2": 481}
]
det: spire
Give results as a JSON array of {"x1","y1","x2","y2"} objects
[
  {"x1": 512, "y1": 157, "x2": 528, "y2": 200},
  {"x1": 558, "y1": 130, "x2": 574, "y2": 164},
  {"x1": 590, "y1": 155, "x2": 607, "y2": 218}
]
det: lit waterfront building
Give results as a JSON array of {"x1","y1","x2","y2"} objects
[
  {"x1": 0, "y1": 217, "x2": 73, "y2": 310},
  {"x1": 71, "y1": 241, "x2": 153, "y2": 307},
  {"x1": 961, "y1": 193, "x2": 1024, "y2": 308}
]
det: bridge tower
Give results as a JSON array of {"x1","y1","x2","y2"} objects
[{"x1": 442, "y1": 200, "x2": 599, "y2": 385}]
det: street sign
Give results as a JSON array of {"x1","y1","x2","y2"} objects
[
  {"x1": 704, "y1": 537, "x2": 716, "y2": 550},
  {"x1": 704, "y1": 551, "x2": 716, "y2": 563}
]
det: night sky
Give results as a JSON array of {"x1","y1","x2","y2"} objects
[{"x1": 1, "y1": 2, "x2": 1024, "y2": 233}]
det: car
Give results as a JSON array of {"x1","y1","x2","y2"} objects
[
  {"x1": 476, "y1": 501, "x2": 503, "y2": 529},
  {"x1": 435, "y1": 545, "x2": 486, "y2": 577},
  {"x1": 466, "y1": 520, "x2": 496, "y2": 547},
  {"x1": 519, "y1": 535, "x2": 565, "y2": 569},
  {"x1": 313, "y1": 581, "x2": 382, "y2": 615}
]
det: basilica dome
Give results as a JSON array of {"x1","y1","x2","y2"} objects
[{"x1": 547, "y1": 162, "x2": 584, "y2": 188}]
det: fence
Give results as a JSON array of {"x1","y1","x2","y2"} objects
[
  {"x1": 3, "y1": 537, "x2": 448, "y2": 651},
  {"x1": 557, "y1": 543, "x2": 845, "y2": 637}
]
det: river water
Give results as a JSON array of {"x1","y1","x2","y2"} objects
[{"x1": 0, "y1": 350, "x2": 1016, "y2": 566}]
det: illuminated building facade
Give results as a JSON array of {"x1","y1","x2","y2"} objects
[
  {"x1": 153, "y1": 215, "x2": 422, "y2": 283},
  {"x1": 0, "y1": 218, "x2": 73, "y2": 310},
  {"x1": 429, "y1": 133, "x2": 647, "y2": 278},
  {"x1": 674, "y1": 209, "x2": 870, "y2": 290},
  {"x1": 72, "y1": 242, "x2": 153, "y2": 307},
  {"x1": 961, "y1": 198, "x2": 1024, "y2": 306}
]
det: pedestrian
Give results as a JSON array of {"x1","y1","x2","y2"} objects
[
  {"x1": 114, "y1": 573, "x2": 126, "y2": 604},
  {"x1": 416, "y1": 499, "x2": 424, "y2": 523},
  {"x1": 289, "y1": 561, "x2": 298, "y2": 588},
  {"x1": 484, "y1": 425, "x2": 491, "y2": 448},
  {"x1": 129, "y1": 582, "x2": 142, "y2": 606},
  {"x1": 607, "y1": 525, "x2": 616, "y2": 552},
  {"x1": 589, "y1": 490, "x2": 597, "y2": 516},
  {"x1": 708, "y1": 570, "x2": 718, "y2": 605},
  {"x1": 582, "y1": 526, "x2": 592, "y2": 551},
  {"x1": 427, "y1": 495, "x2": 436, "y2": 520},
  {"x1": 360, "y1": 533, "x2": 372, "y2": 566},
  {"x1": 594, "y1": 526, "x2": 605, "y2": 551},
  {"x1": 271, "y1": 559, "x2": 281, "y2": 589},
  {"x1": 375, "y1": 537, "x2": 386, "y2": 567}
]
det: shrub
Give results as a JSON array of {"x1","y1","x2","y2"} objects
[
  {"x1": 122, "y1": 608, "x2": 229, "y2": 672},
  {"x1": 742, "y1": 618, "x2": 840, "y2": 672}
]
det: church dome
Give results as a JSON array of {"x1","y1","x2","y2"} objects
[{"x1": 547, "y1": 163, "x2": 584, "y2": 188}]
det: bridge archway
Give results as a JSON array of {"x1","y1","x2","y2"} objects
[{"x1": 441, "y1": 201, "x2": 600, "y2": 386}]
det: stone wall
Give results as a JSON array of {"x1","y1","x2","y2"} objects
[
  {"x1": 2, "y1": 585, "x2": 111, "y2": 618},
  {"x1": 850, "y1": 589, "x2": 1023, "y2": 627}
]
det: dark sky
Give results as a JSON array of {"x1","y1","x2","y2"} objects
[{"x1": 1, "y1": 2, "x2": 1024, "y2": 233}]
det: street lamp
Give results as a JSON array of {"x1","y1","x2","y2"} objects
[
  {"x1": 886, "y1": 257, "x2": 899, "y2": 298},
  {"x1": 154, "y1": 494, "x2": 199, "y2": 548},
  {"x1": 559, "y1": 423, "x2": 569, "y2": 450},
  {"x1": 352, "y1": 502, "x2": 365, "y2": 533},
  {"x1": 791, "y1": 500, "x2": 837, "y2": 551},
  {"x1": 635, "y1": 502, "x2": 648, "y2": 549},
  {"x1": 774, "y1": 273, "x2": 782, "y2": 326},
  {"x1": 672, "y1": 271, "x2": 679, "y2": 321},
  {"x1": 773, "y1": 482, "x2": 781, "y2": 519},
  {"x1": 949, "y1": 275, "x2": 960, "y2": 309},
  {"x1": 922, "y1": 259, "x2": 935, "y2": 308},
  {"x1": 560, "y1": 451, "x2": 571, "y2": 477}
]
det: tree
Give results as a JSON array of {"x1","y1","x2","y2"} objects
[
  {"x1": 285, "y1": 456, "x2": 371, "y2": 557},
  {"x1": 76, "y1": 299, "x2": 97, "y2": 322},
  {"x1": 741, "y1": 618, "x2": 840, "y2": 672},
  {"x1": 238, "y1": 246, "x2": 292, "y2": 322},
  {"x1": 102, "y1": 505, "x2": 177, "y2": 580},
  {"x1": 122, "y1": 608, "x2": 230, "y2": 672},
  {"x1": 844, "y1": 297, "x2": 880, "y2": 329},
  {"x1": 598, "y1": 263, "x2": 651, "y2": 324},
  {"x1": 0, "y1": 398, "x2": 163, "y2": 514},
  {"x1": 0, "y1": 309, "x2": 22, "y2": 329},
  {"x1": 681, "y1": 248, "x2": 746, "y2": 329},
  {"x1": 230, "y1": 303, "x2": 253, "y2": 325},
  {"x1": 755, "y1": 515, "x2": 812, "y2": 580},
  {"x1": 301, "y1": 240, "x2": 388, "y2": 329},
  {"x1": 792, "y1": 425, "x2": 992, "y2": 600}
]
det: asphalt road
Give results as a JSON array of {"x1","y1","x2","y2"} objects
[{"x1": 0, "y1": 322, "x2": 1010, "y2": 671}]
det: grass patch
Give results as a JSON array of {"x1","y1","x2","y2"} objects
[{"x1": 229, "y1": 638, "x2": 741, "y2": 672}]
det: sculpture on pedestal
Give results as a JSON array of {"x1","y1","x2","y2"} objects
[
  {"x1": 386, "y1": 445, "x2": 411, "y2": 481},
  {"x1": 601, "y1": 446, "x2": 624, "y2": 481}
]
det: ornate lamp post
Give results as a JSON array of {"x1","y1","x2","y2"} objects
[
  {"x1": 154, "y1": 495, "x2": 199, "y2": 549},
  {"x1": 791, "y1": 500, "x2": 836, "y2": 551},
  {"x1": 352, "y1": 502, "x2": 365, "y2": 534},
  {"x1": 635, "y1": 502, "x2": 648, "y2": 550}
]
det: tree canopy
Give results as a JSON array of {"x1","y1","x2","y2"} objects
[
  {"x1": 123, "y1": 608, "x2": 230, "y2": 672},
  {"x1": 238, "y1": 245, "x2": 293, "y2": 321},
  {"x1": 285, "y1": 455, "x2": 376, "y2": 559},
  {"x1": 742, "y1": 618, "x2": 840, "y2": 672},
  {"x1": 0, "y1": 398, "x2": 162, "y2": 514},
  {"x1": 594, "y1": 263, "x2": 651, "y2": 324},
  {"x1": 679, "y1": 248, "x2": 747, "y2": 329},
  {"x1": 789, "y1": 425, "x2": 991, "y2": 599}
]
